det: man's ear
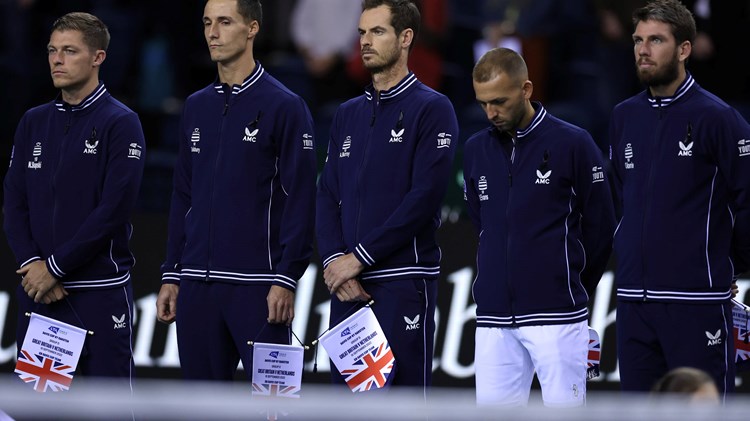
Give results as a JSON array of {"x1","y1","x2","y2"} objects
[
  {"x1": 401, "y1": 28, "x2": 414, "y2": 50},
  {"x1": 522, "y1": 80, "x2": 534, "y2": 100},
  {"x1": 93, "y1": 50, "x2": 106, "y2": 67},
  {"x1": 678, "y1": 40, "x2": 692, "y2": 63},
  {"x1": 248, "y1": 20, "x2": 260, "y2": 40}
]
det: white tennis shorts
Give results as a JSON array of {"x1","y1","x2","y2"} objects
[{"x1": 475, "y1": 321, "x2": 588, "y2": 407}]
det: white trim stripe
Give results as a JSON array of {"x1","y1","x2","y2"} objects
[
  {"x1": 161, "y1": 272, "x2": 180, "y2": 282},
  {"x1": 47, "y1": 255, "x2": 65, "y2": 278},
  {"x1": 476, "y1": 308, "x2": 588, "y2": 326},
  {"x1": 109, "y1": 240, "x2": 119, "y2": 273},
  {"x1": 181, "y1": 269, "x2": 297, "y2": 285},
  {"x1": 122, "y1": 286, "x2": 135, "y2": 396},
  {"x1": 55, "y1": 84, "x2": 107, "y2": 112},
  {"x1": 267, "y1": 157, "x2": 279, "y2": 270},
  {"x1": 63, "y1": 272, "x2": 130, "y2": 289},
  {"x1": 617, "y1": 288, "x2": 732, "y2": 301},
  {"x1": 355, "y1": 244, "x2": 375, "y2": 266},
  {"x1": 213, "y1": 62, "x2": 265, "y2": 95},
  {"x1": 706, "y1": 168, "x2": 717, "y2": 287},
  {"x1": 564, "y1": 187, "x2": 575, "y2": 305},
  {"x1": 323, "y1": 253, "x2": 345, "y2": 268},
  {"x1": 273, "y1": 277, "x2": 297, "y2": 290},
  {"x1": 364, "y1": 73, "x2": 417, "y2": 101},
  {"x1": 20, "y1": 256, "x2": 41, "y2": 268},
  {"x1": 360, "y1": 268, "x2": 440, "y2": 280},
  {"x1": 648, "y1": 74, "x2": 695, "y2": 108},
  {"x1": 517, "y1": 106, "x2": 546, "y2": 138}
]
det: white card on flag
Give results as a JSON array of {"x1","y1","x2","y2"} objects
[
  {"x1": 319, "y1": 306, "x2": 395, "y2": 392},
  {"x1": 251, "y1": 342, "x2": 304, "y2": 398},
  {"x1": 14, "y1": 313, "x2": 87, "y2": 392}
]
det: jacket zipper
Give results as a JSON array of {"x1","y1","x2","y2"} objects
[
  {"x1": 355, "y1": 92, "x2": 379, "y2": 242},
  {"x1": 506, "y1": 137, "x2": 517, "y2": 325},
  {"x1": 640, "y1": 101, "x2": 664, "y2": 300},
  {"x1": 207, "y1": 92, "x2": 231, "y2": 280}
]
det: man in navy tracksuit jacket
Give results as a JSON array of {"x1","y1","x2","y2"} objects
[
  {"x1": 156, "y1": 0, "x2": 317, "y2": 381},
  {"x1": 317, "y1": 0, "x2": 458, "y2": 391},
  {"x1": 464, "y1": 48, "x2": 615, "y2": 406},
  {"x1": 610, "y1": 0, "x2": 750, "y2": 396},
  {"x1": 3, "y1": 13, "x2": 145, "y2": 382}
]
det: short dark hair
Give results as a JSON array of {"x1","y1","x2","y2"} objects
[
  {"x1": 633, "y1": 0, "x2": 696, "y2": 44},
  {"x1": 236, "y1": 0, "x2": 263, "y2": 27},
  {"x1": 472, "y1": 48, "x2": 528, "y2": 84},
  {"x1": 362, "y1": 0, "x2": 420, "y2": 50},
  {"x1": 52, "y1": 12, "x2": 110, "y2": 52}
]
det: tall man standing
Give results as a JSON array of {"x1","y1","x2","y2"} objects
[
  {"x1": 610, "y1": 0, "x2": 750, "y2": 396},
  {"x1": 464, "y1": 48, "x2": 615, "y2": 407},
  {"x1": 156, "y1": 0, "x2": 317, "y2": 381},
  {"x1": 316, "y1": 0, "x2": 458, "y2": 391},
  {"x1": 3, "y1": 12, "x2": 146, "y2": 383}
]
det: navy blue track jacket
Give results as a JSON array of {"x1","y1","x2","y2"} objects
[
  {"x1": 610, "y1": 74, "x2": 750, "y2": 303},
  {"x1": 464, "y1": 104, "x2": 616, "y2": 328},
  {"x1": 3, "y1": 84, "x2": 146, "y2": 290},
  {"x1": 161, "y1": 62, "x2": 317, "y2": 291},
  {"x1": 316, "y1": 73, "x2": 458, "y2": 281}
]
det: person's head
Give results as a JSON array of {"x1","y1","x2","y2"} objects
[
  {"x1": 203, "y1": 0, "x2": 261, "y2": 65},
  {"x1": 472, "y1": 48, "x2": 533, "y2": 134},
  {"x1": 631, "y1": 0, "x2": 695, "y2": 89},
  {"x1": 359, "y1": 0, "x2": 420, "y2": 74},
  {"x1": 651, "y1": 367, "x2": 720, "y2": 404},
  {"x1": 48, "y1": 12, "x2": 109, "y2": 91}
]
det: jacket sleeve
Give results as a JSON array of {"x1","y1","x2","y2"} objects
[
  {"x1": 272, "y1": 96, "x2": 317, "y2": 290},
  {"x1": 576, "y1": 132, "x2": 616, "y2": 296},
  {"x1": 44, "y1": 112, "x2": 146, "y2": 279},
  {"x1": 316, "y1": 109, "x2": 347, "y2": 269},
  {"x1": 712, "y1": 109, "x2": 750, "y2": 274},
  {"x1": 462, "y1": 140, "x2": 482, "y2": 234},
  {"x1": 353, "y1": 96, "x2": 459, "y2": 266},
  {"x1": 160, "y1": 110, "x2": 193, "y2": 285},
  {"x1": 608, "y1": 110, "x2": 624, "y2": 220},
  {"x1": 3, "y1": 113, "x2": 43, "y2": 268}
]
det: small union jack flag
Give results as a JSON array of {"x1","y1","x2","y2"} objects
[
  {"x1": 341, "y1": 342, "x2": 394, "y2": 392},
  {"x1": 252, "y1": 383, "x2": 300, "y2": 399},
  {"x1": 586, "y1": 327, "x2": 601, "y2": 380},
  {"x1": 14, "y1": 349, "x2": 74, "y2": 392},
  {"x1": 733, "y1": 301, "x2": 750, "y2": 372}
]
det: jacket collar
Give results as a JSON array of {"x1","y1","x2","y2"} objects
[
  {"x1": 491, "y1": 102, "x2": 547, "y2": 143},
  {"x1": 365, "y1": 72, "x2": 418, "y2": 103},
  {"x1": 54, "y1": 82, "x2": 107, "y2": 112},
  {"x1": 516, "y1": 102, "x2": 546, "y2": 139},
  {"x1": 213, "y1": 61, "x2": 265, "y2": 96},
  {"x1": 647, "y1": 72, "x2": 695, "y2": 108}
]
